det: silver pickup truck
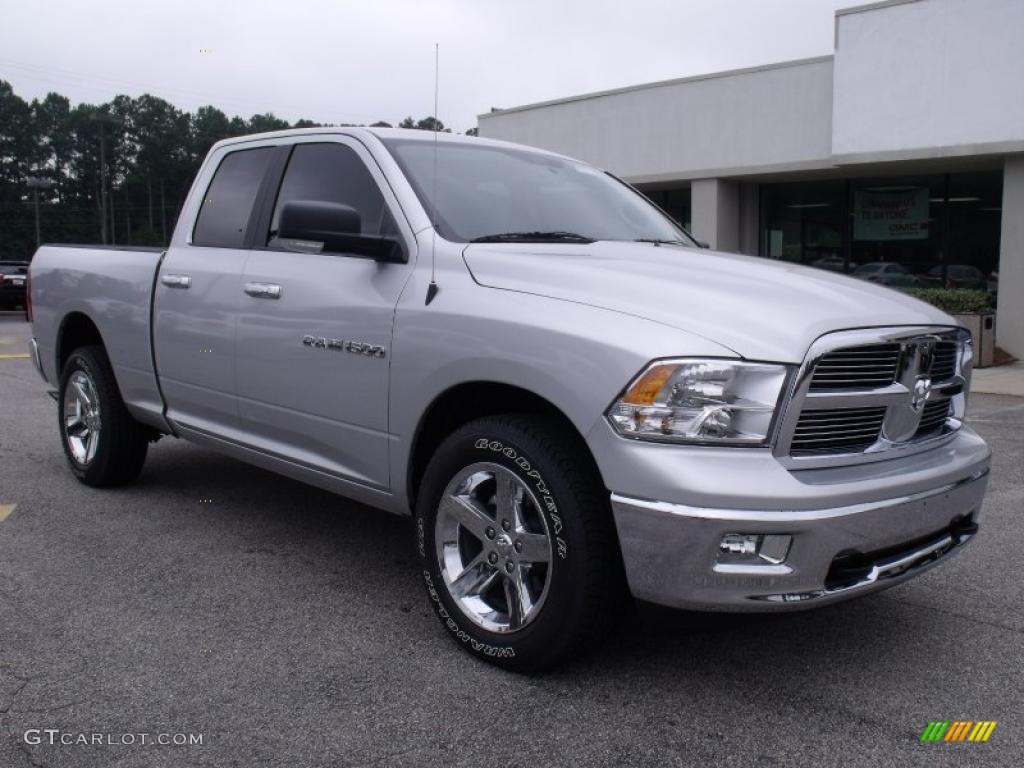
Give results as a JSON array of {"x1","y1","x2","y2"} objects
[{"x1": 27, "y1": 128, "x2": 990, "y2": 670}]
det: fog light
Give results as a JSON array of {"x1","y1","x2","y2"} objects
[
  {"x1": 720, "y1": 534, "x2": 759, "y2": 556},
  {"x1": 719, "y1": 533, "x2": 792, "y2": 564}
]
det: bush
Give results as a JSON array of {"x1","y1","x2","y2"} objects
[{"x1": 906, "y1": 288, "x2": 993, "y2": 314}]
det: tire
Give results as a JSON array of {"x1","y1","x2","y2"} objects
[
  {"x1": 415, "y1": 414, "x2": 625, "y2": 671},
  {"x1": 58, "y1": 345, "x2": 149, "y2": 487}
]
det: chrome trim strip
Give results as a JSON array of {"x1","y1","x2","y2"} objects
[
  {"x1": 609, "y1": 467, "x2": 989, "y2": 522},
  {"x1": 713, "y1": 563, "x2": 793, "y2": 576}
]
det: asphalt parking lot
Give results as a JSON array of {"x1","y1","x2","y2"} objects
[{"x1": 1, "y1": 312, "x2": 1022, "y2": 767}]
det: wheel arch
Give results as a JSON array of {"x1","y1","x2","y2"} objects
[
  {"x1": 406, "y1": 380, "x2": 606, "y2": 515},
  {"x1": 56, "y1": 311, "x2": 105, "y2": 377}
]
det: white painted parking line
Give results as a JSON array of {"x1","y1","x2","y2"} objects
[{"x1": 0, "y1": 504, "x2": 16, "y2": 522}]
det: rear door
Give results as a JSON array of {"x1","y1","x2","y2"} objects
[
  {"x1": 153, "y1": 143, "x2": 281, "y2": 435},
  {"x1": 234, "y1": 137, "x2": 416, "y2": 490}
]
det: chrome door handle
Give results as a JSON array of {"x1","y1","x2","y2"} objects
[
  {"x1": 161, "y1": 273, "x2": 191, "y2": 289},
  {"x1": 244, "y1": 282, "x2": 282, "y2": 299}
]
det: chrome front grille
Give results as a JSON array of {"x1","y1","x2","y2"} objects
[
  {"x1": 914, "y1": 399, "x2": 952, "y2": 439},
  {"x1": 791, "y1": 406, "x2": 887, "y2": 455},
  {"x1": 930, "y1": 341, "x2": 958, "y2": 382},
  {"x1": 809, "y1": 343, "x2": 901, "y2": 391},
  {"x1": 775, "y1": 327, "x2": 970, "y2": 468}
]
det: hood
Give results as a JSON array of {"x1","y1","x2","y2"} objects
[{"x1": 462, "y1": 242, "x2": 955, "y2": 363}]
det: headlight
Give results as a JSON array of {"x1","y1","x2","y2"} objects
[{"x1": 607, "y1": 359, "x2": 790, "y2": 445}]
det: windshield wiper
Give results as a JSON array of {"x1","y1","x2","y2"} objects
[
  {"x1": 633, "y1": 238, "x2": 689, "y2": 246},
  {"x1": 469, "y1": 231, "x2": 595, "y2": 244}
]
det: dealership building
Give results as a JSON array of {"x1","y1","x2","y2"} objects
[{"x1": 478, "y1": 0, "x2": 1024, "y2": 359}]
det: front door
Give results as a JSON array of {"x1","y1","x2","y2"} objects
[{"x1": 234, "y1": 138, "x2": 415, "y2": 490}]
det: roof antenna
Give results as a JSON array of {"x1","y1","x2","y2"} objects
[{"x1": 425, "y1": 42, "x2": 441, "y2": 306}]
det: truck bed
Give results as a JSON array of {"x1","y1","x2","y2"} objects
[{"x1": 30, "y1": 244, "x2": 168, "y2": 430}]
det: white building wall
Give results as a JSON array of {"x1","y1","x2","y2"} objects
[
  {"x1": 832, "y1": 0, "x2": 1024, "y2": 161},
  {"x1": 479, "y1": 58, "x2": 835, "y2": 184}
]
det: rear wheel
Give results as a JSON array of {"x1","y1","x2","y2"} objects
[
  {"x1": 415, "y1": 414, "x2": 625, "y2": 671},
  {"x1": 58, "y1": 345, "x2": 149, "y2": 487}
]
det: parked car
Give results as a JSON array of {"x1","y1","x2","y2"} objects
[
  {"x1": 810, "y1": 255, "x2": 849, "y2": 273},
  {"x1": 926, "y1": 264, "x2": 989, "y2": 291},
  {"x1": 27, "y1": 129, "x2": 990, "y2": 670},
  {"x1": 852, "y1": 261, "x2": 924, "y2": 289},
  {"x1": 0, "y1": 260, "x2": 29, "y2": 310}
]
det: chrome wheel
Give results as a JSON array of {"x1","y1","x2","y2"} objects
[
  {"x1": 435, "y1": 462, "x2": 554, "y2": 633},
  {"x1": 63, "y1": 369, "x2": 101, "y2": 465}
]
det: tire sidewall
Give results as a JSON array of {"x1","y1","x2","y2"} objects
[{"x1": 415, "y1": 419, "x2": 587, "y2": 668}]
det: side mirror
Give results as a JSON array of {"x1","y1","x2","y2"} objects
[{"x1": 277, "y1": 200, "x2": 405, "y2": 263}]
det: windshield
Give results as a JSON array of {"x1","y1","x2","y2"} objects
[{"x1": 381, "y1": 138, "x2": 694, "y2": 245}]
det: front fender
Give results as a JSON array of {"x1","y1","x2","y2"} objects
[{"x1": 387, "y1": 265, "x2": 734, "y2": 512}]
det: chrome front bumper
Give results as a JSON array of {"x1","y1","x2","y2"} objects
[{"x1": 610, "y1": 449, "x2": 990, "y2": 612}]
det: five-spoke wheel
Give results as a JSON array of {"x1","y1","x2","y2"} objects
[
  {"x1": 436, "y1": 463, "x2": 553, "y2": 633},
  {"x1": 63, "y1": 369, "x2": 102, "y2": 465}
]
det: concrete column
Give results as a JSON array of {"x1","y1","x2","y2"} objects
[
  {"x1": 691, "y1": 179, "x2": 740, "y2": 252},
  {"x1": 996, "y1": 156, "x2": 1024, "y2": 359},
  {"x1": 738, "y1": 183, "x2": 760, "y2": 256}
]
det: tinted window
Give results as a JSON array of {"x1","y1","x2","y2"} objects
[
  {"x1": 269, "y1": 143, "x2": 390, "y2": 242},
  {"x1": 193, "y1": 147, "x2": 274, "y2": 248}
]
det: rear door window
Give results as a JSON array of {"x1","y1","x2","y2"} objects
[{"x1": 193, "y1": 147, "x2": 275, "y2": 248}]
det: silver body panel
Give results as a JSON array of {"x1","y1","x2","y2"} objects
[{"x1": 28, "y1": 127, "x2": 990, "y2": 611}]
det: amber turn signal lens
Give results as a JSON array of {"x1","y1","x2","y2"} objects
[{"x1": 622, "y1": 364, "x2": 675, "y2": 405}]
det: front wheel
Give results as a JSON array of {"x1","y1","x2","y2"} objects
[
  {"x1": 58, "y1": 345, "x2": 149, "y2": 487},
  {"x1": 415, "y1": 415, "x2": 625, "y2": 671}
]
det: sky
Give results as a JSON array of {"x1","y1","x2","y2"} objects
[{"x1": 3, "y1": 0, "x2": 854, "y2": 133}]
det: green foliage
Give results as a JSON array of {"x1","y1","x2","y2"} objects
[
  {"x1": 246, "y1": 113, "x2": 290, "y2": 134},
  {"x1": 906, "y1": 288, "x2": 993, "y2": 313},
  {"x1": 397, "y1": 115, "x2": 449, "y2": 132},
  {"x1": 0, "y1": 80, "x2": 476, "y2": 259}
]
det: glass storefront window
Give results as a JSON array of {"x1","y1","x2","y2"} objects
[
  {"x1": 849, "y1": 174, "x2": 945, "y2": 288},
  {"x1": 760, "y1": 171, "x2": 1002, "y2": 300},
  {"x1": 943, "y1": 172, "x2": 1002, "y2": 295},
  {"x1": 760, "y1": 181, "x2": 846, "y2": 270},
  {"x1": 641, "y1": 187, "x2": 691, "y2": 231}
]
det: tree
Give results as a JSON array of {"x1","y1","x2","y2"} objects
[
  {"x1": 0, "y1": 80, "x2": 487, "y2": 258},
  {"x1": 415, "y1": 116, "x2": 444, "y2": 132},
  {"x1": 247, "y1": 113, "x2": 290, "y2": 134},
  {"x1": 0, "y1": 81, "x2": 35, "y2": 259},
  {"x1": 190, "y1": 105, "x2": 232, "y2": 163},
  {"x1": 397, "y1": 115, "x2": 450, "y2": 133}
]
